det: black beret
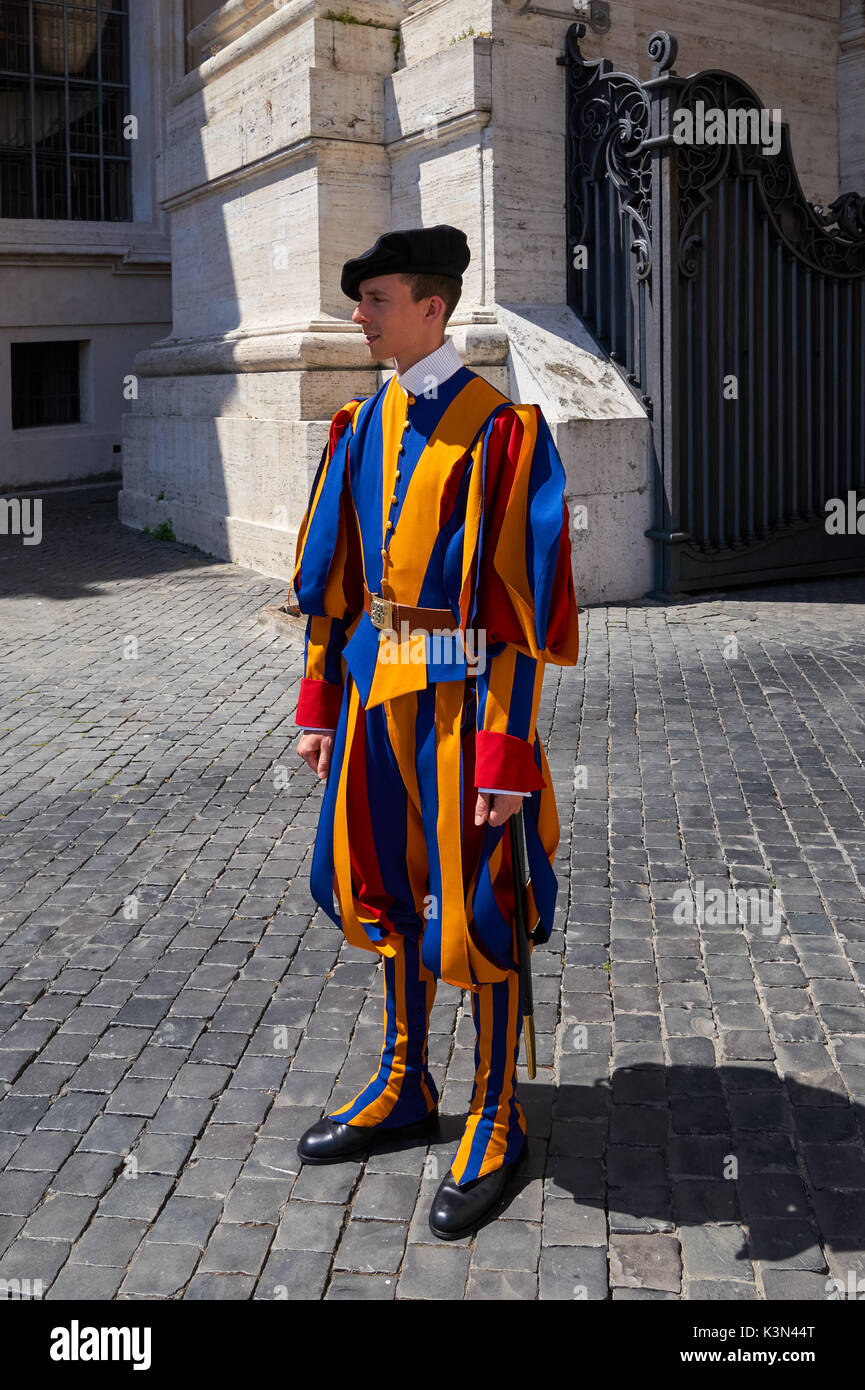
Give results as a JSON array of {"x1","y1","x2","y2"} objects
[{"x1": 341, "y1": 224, "x2": 470, "y2": 301}]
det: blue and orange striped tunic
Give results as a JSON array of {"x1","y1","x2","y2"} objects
[{"x1": 291, "y1": 363, "x2": 578, "y2": 992}]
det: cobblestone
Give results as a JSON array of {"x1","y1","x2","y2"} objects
[{"x1": 2, "y1": 509, "x2": 865, "y2": 1297}]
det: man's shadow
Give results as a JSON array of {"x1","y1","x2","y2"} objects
[{"x1": 420, "y1": 1065, "x2": 865, "y2": 1258}]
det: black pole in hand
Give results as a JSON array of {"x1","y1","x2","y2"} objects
[{"x1": 509, "y1": 806, "x2": 536, "y2": 1079}]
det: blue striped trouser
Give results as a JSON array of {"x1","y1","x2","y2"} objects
[{"x1": 328, "y1": 929, "x2": 527, "y2": 1186}]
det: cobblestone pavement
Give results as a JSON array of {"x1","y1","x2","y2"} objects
[{"x1": 1, "y1": 502, "x2": 865, "y2": 1300}]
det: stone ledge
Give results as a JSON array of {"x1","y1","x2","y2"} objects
[
  {"x1": 189, "y1": 0, "x2": 278, "y2": 56},
  {"x1": 0, "y1": 477, "x2": 121, "y2": 505},
  {"x1": 497, "y1": 303, "x2": 647, "y2": 423},
  {"x1": 257, "y1": 601, "x2": 307, "y2": 637},
  {"x1": 131, "y1": 322, "x2": 510, "y2": 377},
  {"x1": 177, "y1": 0, "x2": 404, "y2": 102}
]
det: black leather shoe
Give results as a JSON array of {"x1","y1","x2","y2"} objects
[
  {"x1": 297, "y1": 1110, "x2": 439, "y2": 1165},
  {"x1": 428, "y1": 1142, "x2": 528, "y2": 1240}
]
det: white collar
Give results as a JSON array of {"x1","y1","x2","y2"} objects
[{"x1": 393, "y1": 336, "x2": 464, "y2": 397}]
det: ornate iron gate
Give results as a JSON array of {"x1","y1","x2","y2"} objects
[{"x1": 561, "y1": 26, "x2": 865, "y2": 594}]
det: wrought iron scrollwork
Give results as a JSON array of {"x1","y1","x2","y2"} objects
[
  {"x1": 563, "y1": 24, "x2": 653, "y2": 278},
  {"x1": 563, "y1": 28, "x2": 865, "y2": 595},
  {"x1": 813, "y1": 193, "x2": 865, "y2": 241},
  {"x1": 675, "y1": 70, "x2": 865, "y2": 279},
  {"x1": 630, "y1": 238, "x2": 651, "y2": 281},
  {"x1": 647, "y1": 30, "x2": 678, "y2": 75}
]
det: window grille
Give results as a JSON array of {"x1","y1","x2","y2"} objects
[
  {"x1": 0, "y1": 1, "x2": 131, "y2": 220},
  {"x1": 11, "y1": 339, "x2": 81, "y2": 427}
]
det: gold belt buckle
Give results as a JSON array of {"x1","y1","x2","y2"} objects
[{"x1": 369, "y1": 595, "x2": 393, "y2": 630}]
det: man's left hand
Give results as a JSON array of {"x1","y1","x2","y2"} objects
[{"x1": 474, "y1": 791, "x2": 524, "y2": 827}]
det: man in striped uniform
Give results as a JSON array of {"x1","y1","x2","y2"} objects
[{"x1": 292, "y1": 225, "x2": 579, "y2": 1239}]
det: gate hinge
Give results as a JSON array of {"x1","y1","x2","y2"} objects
[{"x1": 572, "y1": 1, "x2": 612, "y2": 34}]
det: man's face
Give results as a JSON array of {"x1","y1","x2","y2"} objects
[{"x1": 351, "y1": 274, "x2": 442, "y2": 361}]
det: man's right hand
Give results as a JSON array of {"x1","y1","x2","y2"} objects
[{"x1": 297, "y1": 732, "x2": 334, "y2": 780}]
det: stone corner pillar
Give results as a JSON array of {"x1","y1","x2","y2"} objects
[{"x1": 119, "y1": 0, "x2": 407, "y2": 580}]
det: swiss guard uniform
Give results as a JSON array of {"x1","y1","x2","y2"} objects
[{"x1": 293, "y1": 226, "x2": 579, "y2": 1238}]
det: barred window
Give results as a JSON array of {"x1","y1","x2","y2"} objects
[
  {"x1": 11, "y1": 339, "x2": 81, "y2": 427},
  {"x1": 0, "y1": 1, "x2": 131, "y2": 220}
]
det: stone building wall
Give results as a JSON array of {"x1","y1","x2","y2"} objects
[
  {"x1": 117, "y1": 0, "x2": 857, "y2": 602},
  {"x1": 0, "y1": 0, "x2": 179, "y2": 491}
]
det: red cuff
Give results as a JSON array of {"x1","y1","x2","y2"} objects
[
  {"x1": 296, "y1": 677, "x2": 343, "y2": 728},
  {"x1": 474, "y1": 730, "x2": 546, "y2": 793}
]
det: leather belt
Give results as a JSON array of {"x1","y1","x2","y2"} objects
[{"x1": 364, "y1": 584, "x2": 458, "y2": 632}]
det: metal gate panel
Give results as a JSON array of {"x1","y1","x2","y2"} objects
[{"x1": 561, "y1": 27, "x2": 865, "y2": 595}]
